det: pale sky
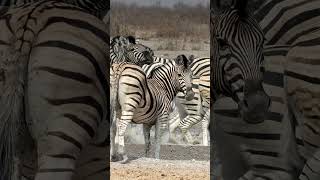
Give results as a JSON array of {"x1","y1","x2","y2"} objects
[{"x1": 111, "y1": 0, "x2": 209, "y2": 7}]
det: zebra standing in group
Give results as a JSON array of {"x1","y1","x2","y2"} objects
[
  {"x1": 141, "y1": 54, "x2": 211, "y2": 145},
  {"x1": 168, "y1": 56, "x2": 211, "y2": 146},
  {"x1": 210, "y1": 0, "x2": 272, "y2": 179},
  {"x1": 0, "y1": 0, "x2": 111, "y2": 180},
  {"x1": 110, "y1": 55, "x2": 195, "y2": 163},
  {"x1": 252, "y1": 0, "x2": 320, "y2": 179}
]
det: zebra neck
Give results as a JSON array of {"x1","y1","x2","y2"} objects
[{"x1": 149, "y1": 74, "x2": 178, "y2": 101}]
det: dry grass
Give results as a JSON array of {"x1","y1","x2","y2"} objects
[{"x1": 110, "y1": 2, "x2": 209, "y2": 42}]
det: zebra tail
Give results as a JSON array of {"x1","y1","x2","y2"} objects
[{"x1": 0, "y1": 55, "x2": 26, "y2": 180}]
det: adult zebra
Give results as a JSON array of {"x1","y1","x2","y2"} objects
[
  {"x1": 0, "y1": 0, "x2": 110, "y2": 180},
  {"x1": 253, "y1": 1, "x2": 320, "y2": 179},
  {"x1": 110, "y1": 55, "x2": 195, "y2": 163},
  {"x1": 142, "y1": 55, "x2": 211, "y2": 145},
  {"x1": 168, "y1": 56, "x2": 211, "y2": 146},
  {"x1": 210, "y1": 0, "x2": 271, "y2": 179},
  {"x1": 212, "y1": 45, "x2": 304, "y2": 180}
]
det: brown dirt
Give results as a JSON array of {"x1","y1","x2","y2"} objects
[{"x1": 111, "y1": 158, "x2": 209, "y2": 180}]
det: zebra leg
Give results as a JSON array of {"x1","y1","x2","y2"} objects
[
  {"x1": 143, "y1": 124, "x2": 152, "y2": 157},
  {"x1": 110, "y1": 115, "x2": 119, "y2": 162},
  {"x1": 168, "y1": 109, "x2": 180, "y2": 144},
  {"x1": 179, "y1": 115, "x2": 202, "y2": 145},
  {"x1": 12, "y1": 156, "x2": 21, "y2": 180},
  {"x1": 154, "y1": 113, "x2": 168, "y2": 159},
  {"x1": 202, "y1": 110, "x2": 210, "y2": 146},
  {"x1": 117, "y1": 112, "x2": 132, "y2": 164}
]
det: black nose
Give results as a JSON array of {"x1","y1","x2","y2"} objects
[{"x1": 241, "y1": 90, "x2": 271, "y2": 124}]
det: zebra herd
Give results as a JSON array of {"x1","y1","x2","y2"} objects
[
  {"x1": 110, "y1": 35, "x2": 211, "y2": 163},
  {"x1": 0, "y1": 0, "x2": 319, "y2": 180}
]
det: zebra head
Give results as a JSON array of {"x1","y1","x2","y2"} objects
[
  {"x1": 211, "y1": 0, "x2": 271, "y2": 124},
  {"x1": 175, "y1": 55, "x2": 195, "y2": 101},
  {"x1": 110, "y1": 36, "x2": 153, "y2": 66}
]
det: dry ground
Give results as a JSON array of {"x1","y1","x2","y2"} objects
[
  {"x1": 111, "y1": 144, "x2": 210, "y2": 180},
  {"x1": 111, "y1": 158, "x2": 209, "y2": 180}
]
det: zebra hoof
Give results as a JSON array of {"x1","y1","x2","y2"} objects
[
  {"x1": 192, "y1": 140, "x2": 200, "y2": 145},
  {"x1": 111, "y1": 154, "x2": 122, "y2": 162},
  {"x1": 119, "y1": 154, "x2": 129, "y2": 164},
  {"x1": 168, "y1": 138, "x2": 178, "y2": 144}
]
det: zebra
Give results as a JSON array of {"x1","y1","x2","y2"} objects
[
  {"x1": 252, "y1": 1, "x2": 320, "y2": 179},
  {"x1": 210, "y1": 0, "x2": 271, "y2": 179},
  {"x1": 0, "y1": 0, "x2": 110, "y2": 180},
  {"x1": 212, "y1": 45, "x2": 305, "y2": 180},
  {"x1": 141, "y1": 55, "x2": 211, "y2": 145},
  {"x1": 0, "y1": 0, "x2": 109, "y2": 19},
  {"x1": 110, "y1": 36, "x2": 154, "y2": 66},
  {"x1": 168, "y1": 56, "x2": 211, "y2": 146},
  {"x1": 110, "y1": 55, "x2": 195, "y2": 163}
]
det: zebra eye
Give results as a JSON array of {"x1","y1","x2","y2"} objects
[{"x1": 260, "y1": 66, "x2": 265, "y2": 73}]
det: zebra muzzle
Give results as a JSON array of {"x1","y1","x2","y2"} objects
[
  {"x1": 185, "y1": 89, "x2": 195, "y2": 101},
  {"x1": 240, "y1": 90, "x2": 271, "y2": 124}
]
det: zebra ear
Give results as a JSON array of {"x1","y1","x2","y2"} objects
[
  {"x1": 126, "y1": 36, "x2": 136, "y2": 44},
  {"x1": 175, "y1": 55, "x2": 189, "y2": 69},
  {"x1": 188, "y1": 55, "x2": 195, "y2": 64}
]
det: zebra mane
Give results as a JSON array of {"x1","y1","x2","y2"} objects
[
  {"x1": 212, "y1": 0, "x2": 249, "y2": 18},
  {"x1": 233, "y1": 0, "x2": 248, "y2": 18}
]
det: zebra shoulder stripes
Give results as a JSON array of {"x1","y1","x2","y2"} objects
[
  {"x1": 110, "y1": 55, "x2": 194, "y2": 163},
  {"x1": 0, "y1": 1, "x2": 109, "y2": 179},
  {"x1": 253, "y1": 1, "x2": 320, "y2": 179}
]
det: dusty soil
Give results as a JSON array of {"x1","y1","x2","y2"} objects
[
  {"x1": 111, "y1": 158, "x2": 209, "y2": 180},
  {"x1": 111, "y1": 144, "x2": 209, "y2": 180}
]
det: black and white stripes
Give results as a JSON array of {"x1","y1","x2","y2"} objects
[
  {"x1": 110, "y1": 55, "x2": 194, "y2": 163},
  {"x1": 0, "y1": 1, "x2": 109, "y2": 179}
]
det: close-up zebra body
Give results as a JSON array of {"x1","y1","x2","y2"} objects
[
  {"x1": 211, "y1": 0, "x2": 270, "y2": 125},
  {"x1": 255, "y1": 1, "x2": 320, "y2": 179},
  {"x1": 0, "y1": 0, "x2": 109, "y2": 180},
  {"x1": 211, "y1": 0, "x2": 320, "y2": 179}
]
